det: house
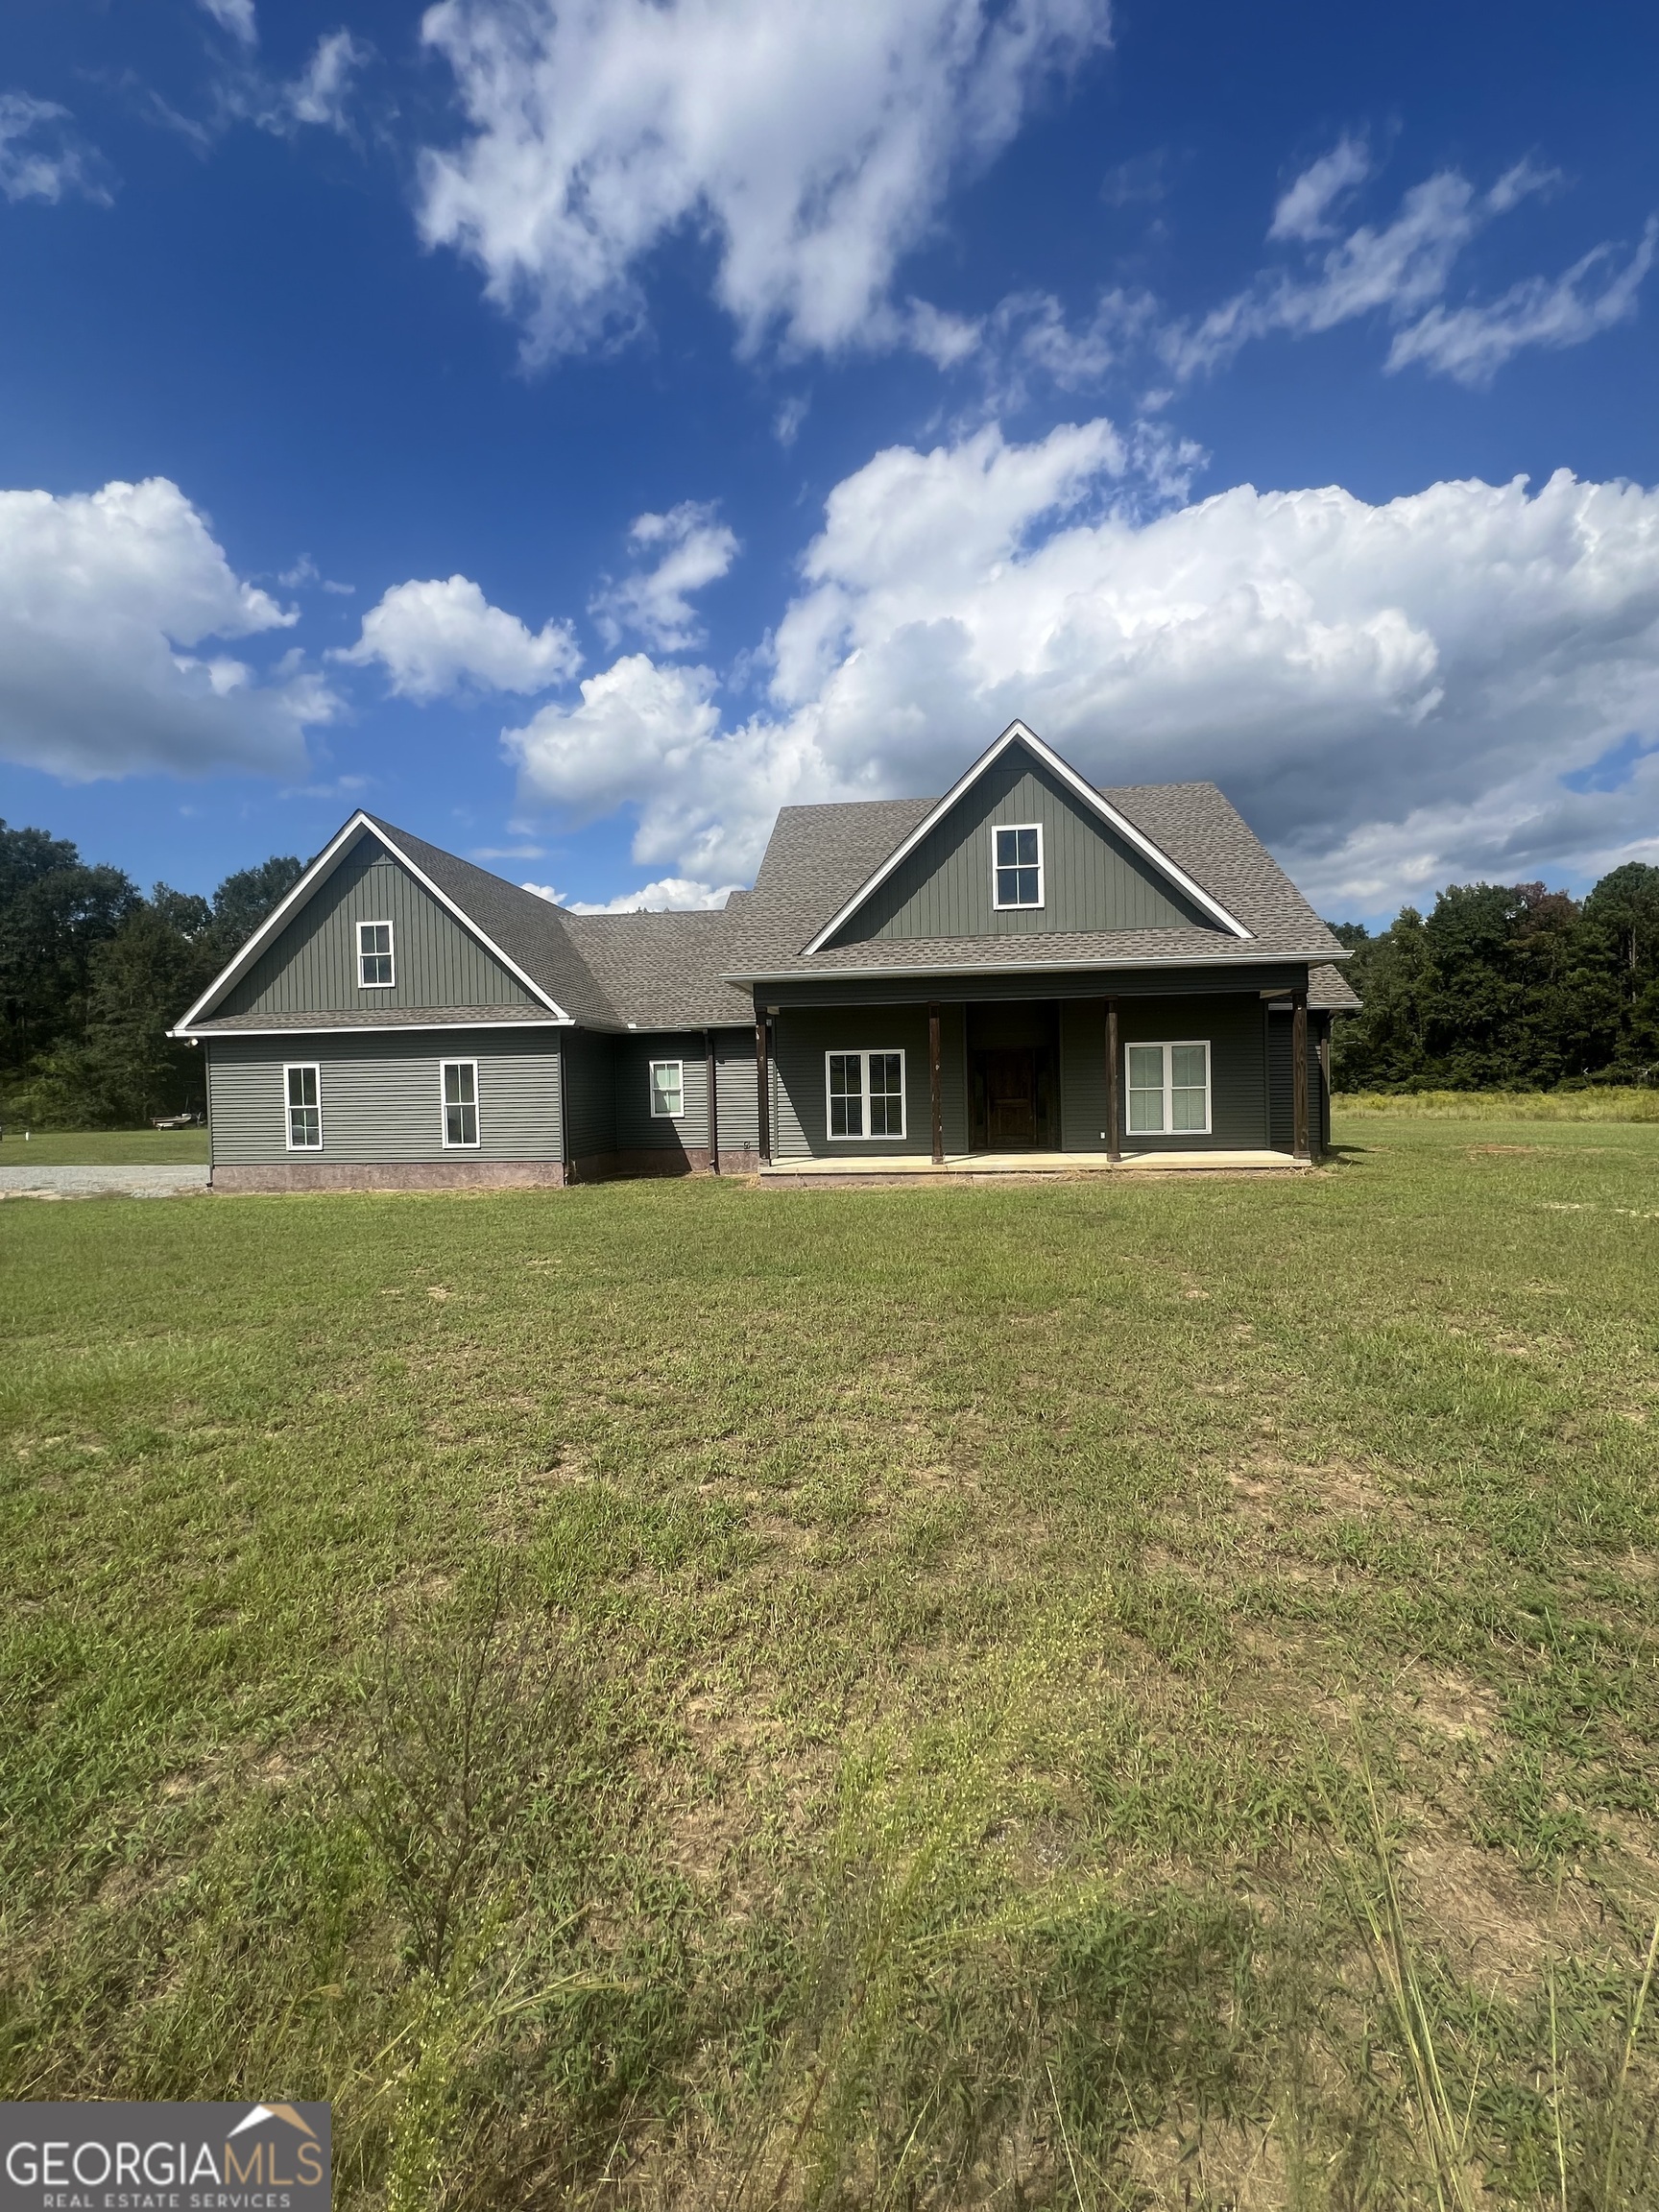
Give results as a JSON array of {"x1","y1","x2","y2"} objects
[{"x1": 172, "y1": 722, "x2": 1357, "y2": 1190}]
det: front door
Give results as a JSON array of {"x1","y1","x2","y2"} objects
[{"x1": 983, "y1": 1049, "x2": 1037, "y2": 1147}]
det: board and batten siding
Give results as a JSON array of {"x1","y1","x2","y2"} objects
[
  {"x1": 206, "y1": 1031, "x2": 562, "y2": 1165},
  {"x1": 219, "y1": 838, "x2": 536, "y2": 1017},
  {"x1": 772, "y1": 1004, "x2": 965, "y2": 1159},
  {"x1": 829, "y1": 751, "x2": 1220, "y2": 946}
]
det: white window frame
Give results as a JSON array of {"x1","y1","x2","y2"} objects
[
  {"x1": 649, "y1": 1058, "x2": 685, "y2": 1119},
  {"x1": 357, "y1": 919, "x2": 396, "y2": 989},
  {"x1": 825, "y1": 1048, "x2": 907, "y2": 1142},
  {"x1": 1124, "y1": 1039, "x2": 1212, "y2": 1138},
  {"x1": 283, "y1": 1062, "x2": 323, "y2": 1150},
  {"x1": 440, "y1": 1058, "x2": 480, "y2": 1149},
  {"x1": 991, "y1": 822, "x2": 1045, "y2": 911}
]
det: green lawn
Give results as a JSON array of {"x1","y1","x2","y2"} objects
[
  {"x1": 0, "y1": 1125, "x2": 209, "y2": 1166},
  {"x1": 2, "y1": 1118, "x2": 1656, "y2": 2209}
]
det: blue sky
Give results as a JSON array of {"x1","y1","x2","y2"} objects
[{"x1": 2, "y1": 0, "x2": 1657, "y2": 922}]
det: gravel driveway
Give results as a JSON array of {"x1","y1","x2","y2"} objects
[{"x1": 0, "y1": 1164, "x2": 211, "y2": 1200}]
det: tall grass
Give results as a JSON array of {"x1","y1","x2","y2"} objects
[{"x1": 1334, "y1": 1088, "x2": 1659, "y2": 1120}]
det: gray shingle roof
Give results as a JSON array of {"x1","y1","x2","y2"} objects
[
  {"x1": 189, "y1": 1004, "x2": 565, "y2": 1033},
  {"x1": 561, "y1": 909, "x2": 754, "y2": 1028}
]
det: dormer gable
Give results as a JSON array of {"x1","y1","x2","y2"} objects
[{"x1": 809, "y1": 723, "x2": 1250, "y2": 952}]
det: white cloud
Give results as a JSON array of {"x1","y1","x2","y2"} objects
[
  {"x1": 590, "y1": 503, "x2": 739, "y2": 650},
  {"x1": 282, "y1": 30, "x2": 367, "y2": 132},
  {"x1": 341, "y1": 574, "x2": 580, "y2": 700},
  {"x1": 0, "y1": 476, "x2": 334, "y2": 781},
  {"x1": 1386, "y1": 218, "x2": 1659, "y2": 385},
  {"x1": 504, "y1": 421, "x2": 1659, "y2": 912},
  {"x1": 198, "y1": 0, "x2": 258, "y2": 43},
  {"x1": 524, "y1": 875, "x2": 740, "y2": 912},
  {"x1": 417, "y1": 0, "x2": 1112, "y2": 362},
  {"x1": 1268, "y1": 133, "x2": 1371, "y2": 242},
  {"x1": 0, "y1": 92, "x2": 112, "y2": 206}
]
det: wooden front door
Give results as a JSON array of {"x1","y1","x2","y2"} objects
[{"x1": 981, "y1": 1048, "x2": 1038, "y2": 1148}]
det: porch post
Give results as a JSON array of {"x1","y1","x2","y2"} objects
[
  {"x1": 706, "y1": 1030, "x2": 719, "y2": 1174},
  {"x1": 755, "y1": 1015, "x2": 771, "y2": 1166},
  {"x1": 1291, "y1": 986, "x2": 1310, "y2": 1164},
  {"x1": 928, "y1": 1002, "x2": 944, "y2": 1164},
  {"x1": 1105, "y1": 998, "x2": 1121, "y2": 1164}
]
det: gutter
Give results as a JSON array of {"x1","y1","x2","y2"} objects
[{"x1": 722, "y1": 948, "x2": 1350, "y2": 986}]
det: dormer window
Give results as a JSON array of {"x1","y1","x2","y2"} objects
[
  {"x1": 358, "y1": 920, "x2": 395, "y2": 987},
  {"x1": 993, "y1": 824, "x2": 1043, "y2": 909}
]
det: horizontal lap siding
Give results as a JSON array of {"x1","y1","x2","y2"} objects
[
  {"x1": 562, "y1": 1030, "x2": 616, "y2": 1161},
  {"x1": 614, "y1": 1032, "x2": 709, "y2": 1152},
  {"x1": 715, "y1": 1029, "x2": 760, "y2": 1151},
  {"x1": 774, "y1": 1005, "x2": 933, "y2": 1158},
  {"x1": 206, "y1": 1031, "x2": 562, "y2": 1164},
  {"x1": 1059, "y1": 999, "x2": 1110, "y2": 1150},
  {"x1": 1119, "y1": 995, "x2": 1268, "y2": 1150},
  {"x1": 221, "y1": 842, "x2": 534, "y2": 1017}
]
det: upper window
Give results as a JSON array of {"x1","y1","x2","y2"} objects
[
  {"x1": 1126, "y1": 1041, "x2": 1211, "y2": 1137},
  {"x1": 358, "y1": 920, "x2": 395, "y2": 988},
  {"x1": 285, "y1": 1063, "x2": 322, "y2": 1150},
  {"x1": 650, "y1": 1060, "x2": 685, "y2": 1118},
  {"x1": 442, "y1": 1060, "x2": 479, "y2": 1147},
  {"x1": 827, "y1": 1049, "x2": 905, "y2": 1141},
  {"x1": 992, "y1": 824, "x2": 1044, "y2": 909}
]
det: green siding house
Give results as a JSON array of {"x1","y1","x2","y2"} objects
[{"x1": 173, "y1": 723, "x2": 1356, "y2": 1189}]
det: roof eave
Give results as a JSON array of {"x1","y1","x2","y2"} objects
[{"x1": 725, "y1": 945, "x2": 1348, "y2": 985}]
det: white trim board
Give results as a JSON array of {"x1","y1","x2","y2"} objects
[
  {"x1": 802, "y1": 722, "x2": 1253, "y2": 954},
  {"x1": 172, "y1": 813, "x2": 573, "y2": 1035},
  {"x1": 189, "y1": 1018, "x2": 573, "y2": 1037}
]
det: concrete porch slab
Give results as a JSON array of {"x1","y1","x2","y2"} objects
[{"x1": 758, "y1": 1148, "x2": 1308, "y2": 1184}]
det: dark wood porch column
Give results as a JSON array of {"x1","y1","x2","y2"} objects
[
  {"x1": 928, "y1": 1003, "x2": 944, "y2": 1164},
  {"x1": 1105, "y1": 998, "x2": 1121, "y2": 1163},
  {"x1": 1291, "y1": 986, "x2": 1310, "y2": 1164},
  {"x1": 755, "y1": 1016, "x2": 771, "y2": 1166},
  {"x1": 705, "y1": 1031, "x2": 719, "y2": 1174}
]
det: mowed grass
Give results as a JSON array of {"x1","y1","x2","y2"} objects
[
  {"x1": 2, "y1": 1118, "x2": 1656, "y2": 2209},
  {"x1": 0, "y1": 1126, "x2": 209, "y2": 1166}
]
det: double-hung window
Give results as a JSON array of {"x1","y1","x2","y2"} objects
[
  {"x1": 649, "y1": 1059, "x2": 685, "y2": 1118},
  {"x1": 358, "y1": 920, "x2": 395, "y2": 987},
  {"x1": 285, "y1": 1063, "x2": 322, "y2": 1149},
  {"x1": 826, "y1": 1049, "x2": 905, "y2": 1140},
  {"x1": 441, "y1": 1060, "x2": 479, "y2": 1147},
  {"x1": 1125, "y1": 1041, "x2": 1211, "y2": 1136},
  {"x1": 992, "y1": 824, "x2": 1043, "y2": 909}
]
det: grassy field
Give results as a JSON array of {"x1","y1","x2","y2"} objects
[
  {"x1": 0, "y1": 1126, "x2": 209, "y2": 1166},
  {"x1": 1336, "y1": 1088, "x2": 1659, "y2": 1121},
  {"x1": 2, "y1": 1116, "x2": 1656, "y2": 2209}
]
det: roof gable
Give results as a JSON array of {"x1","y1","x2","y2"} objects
[{"x1": 805, "y1": 724, "x2": 1250, "y2": 953}]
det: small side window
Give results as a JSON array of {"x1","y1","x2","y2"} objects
[
  {"x1": 993, "y1": 825, "x2": 1043, "y2": 909},
  {"x1": 650, "y1": 1060, "x2": 685, "y2": 1118},
  {"x1": 358, "y1": 920, "x2": 395, "y2": 987},
  {"x1": 285, "y1": 1063, "x2": 322, "y2": 1149},
  {"x1": 442, "y1": 1060, "x2": 479, "y2": 1146}
]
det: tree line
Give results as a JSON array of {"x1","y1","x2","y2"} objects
[
  {"x1": 0, "y1": 820, "x2": 302, "y2": 1128},
  {"x1": 1330, "y1": 866, "x2": 1659, "y2": 1092}
]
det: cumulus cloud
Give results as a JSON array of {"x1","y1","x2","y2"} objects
[
  {"x1": 417, "y1": 0, "x2": 1112, "y2": 362},
  {"x1": 590, "y1": 503, "x2": 739, "y2": 650},
  {"x1": 504, "y1": 421, "x2": 1659, "y2": 912},
  {"x1": 0, "y1": 476, "x2": 334, "y2": 781},
  {"x1": 341, "y1": 574, "x2": 580, "y2": 700},
  {"x1": 1159, "y1": 149, "x2": 1650, "y2": 389},
  {"x1": 524, "y1": 875, "x2": 740, "y2": 912},
  {"x1": 0, "y1": 92, "x2": 113, "y2": 206}
]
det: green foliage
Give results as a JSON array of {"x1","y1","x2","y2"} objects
[
  {"x1": 0, "y1": 822, "x2": 302, "y2": 1128},
  {"x1": 1331, "y1": 865, "x2": 1659, "y2": 1093}
]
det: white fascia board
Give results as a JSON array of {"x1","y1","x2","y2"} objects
[
  {"x1": 801, "y1": 721, "x2": 1252, "y2": 954},
  {"x1": 175, "y1": 1018, "x2": 575, "y2": 1038},
  {"x1": 173, "y1": 811, "x2": 572, "y2": 1035}
]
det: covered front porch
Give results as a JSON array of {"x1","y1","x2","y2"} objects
[{"x1": 758, "y1": 1144, "x2": 1308, "y2": 1183}]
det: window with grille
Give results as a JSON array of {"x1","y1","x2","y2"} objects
[
  {"x1": 650, "y1": 1060, "x2": 685, "y2": 1118},
  {"x1": 442, "y1": 1060, "x2": 479, "y2": 1147},
  {"x1": 285, "y1": 1064, "x2": 322, "y2": 1149},
  {"x1": 826, "y1": 1049, "x2": 905, "y2": 1140},
  {"x1": 992, "y1": 824, "x2": 1043, "y2": 909},
  {"x1": 357, "y1": 920, "x2": 395, "y2": 987},
  {"x1": 1125, "y1": 1041, "x2": 1211, "y2": 1136}
]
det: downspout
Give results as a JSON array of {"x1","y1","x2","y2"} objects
[
  {"x1": 705, "y1": 1028, "x2": 720, "y2": 1174},
  {"x1": 559, "y1": 1038, "x2": 573, "y2": 1187}
]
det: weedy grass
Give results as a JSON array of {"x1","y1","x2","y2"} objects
[
  {"x1": 1335, "y1": 1090, "x2": 1659, "y2": 1122},
  {"x1": 1, "y1": 1113, "x2": 1656, "y2": 2207},
  {"x1": 0, "y1": 1125, "x2": 210, "y2": 1165}
]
